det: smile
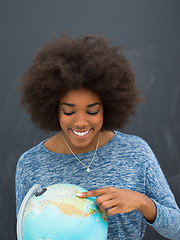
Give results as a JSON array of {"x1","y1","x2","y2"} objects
[{"x1": 72, "y1": 129, "x2": 91, "y2": 137}]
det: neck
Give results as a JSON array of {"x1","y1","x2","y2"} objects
[
  {"x1": 44, "y1": 130, "x2": 114, "y2": 155},
  {"x1": 62, "y1": 131, "x2": 100, "y2": 155}
]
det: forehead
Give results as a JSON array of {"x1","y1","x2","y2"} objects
[{"x1": 60, "y1": 88, "x2": 102, "y2": 104}]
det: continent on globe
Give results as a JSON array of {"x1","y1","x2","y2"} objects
[{"x1": 17, "y1": 183, "x2": 108, "y2": 240}]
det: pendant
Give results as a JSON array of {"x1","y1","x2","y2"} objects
[{"x1": 87, "y1": 167, "x2": 91, "y2": 172}]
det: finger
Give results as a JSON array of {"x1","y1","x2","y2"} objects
[
  {"x1": 77, "y1": 187, "x2": 109, "y2": 198},
  {"x1": 96, "y1": 193, "x2": 114, "y2": 206},
  {"x1": 98, "y1": 199, "x2": 116, "y2": 212},
  {"x1": 106, "y1": 206, "x2": 121, "y2": 216},
  {"x1": 106, "y1": 203, "x2": 136, "y2": 216}
]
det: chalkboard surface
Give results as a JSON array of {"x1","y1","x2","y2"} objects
[{"x1": 0, "y1": 1, "x2": 179, "y2": 239}]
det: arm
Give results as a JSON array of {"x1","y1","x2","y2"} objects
[
  {"x1": 78, "y1": 185, "x2": 180, "y2": 239},
  {"x1": 15, "y1": 154, "x2": 32, "y2": 218},
  {"x1": 15, "y1": 157, "x2": 27, "y2": 217},
  {"x1": 144, "y1": 148, "x2": 180, "y2": 239},
  {"x1": 77, "y1": 142, "x2": 180, "y2": 239}
]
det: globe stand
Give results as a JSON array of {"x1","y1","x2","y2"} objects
[{"x1": 17, "y1": 184, "x2": 43, "y2": 240}]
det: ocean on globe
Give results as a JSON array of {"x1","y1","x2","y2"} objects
[{"x1": 17, "y1": 183, "x2": 108, "y2": 240}]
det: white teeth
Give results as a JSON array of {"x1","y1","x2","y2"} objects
[{"x1": 72, "y1": 130, "x2": 90, "y2": 136}]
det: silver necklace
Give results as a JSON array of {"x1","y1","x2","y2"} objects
[{"x1": 62, "y1": 131, "x2": 100, "y2": 172}]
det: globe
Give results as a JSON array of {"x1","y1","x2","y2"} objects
[{"x1": 17, "y1": 183, "x2": 108, "y2": 240}]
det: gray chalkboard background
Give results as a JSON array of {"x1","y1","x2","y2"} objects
[{"x1": 0, "y1": 0, "x2": 179, "y2": 239}]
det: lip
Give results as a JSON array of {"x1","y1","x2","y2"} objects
[{"x1": 71, "y1": 128, "x2": 92, "y2": 138}]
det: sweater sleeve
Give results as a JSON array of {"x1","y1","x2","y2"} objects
[
  {"x1": 144, "y1": 143, "x2": 180, "y2": 239},
  {"x1": 15, "y1": 154, "x2": 32, "y2": 218}
]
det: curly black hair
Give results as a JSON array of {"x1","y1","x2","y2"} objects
[{"x1": 20, "y1": 35, "x2": 142, "y2": 133}]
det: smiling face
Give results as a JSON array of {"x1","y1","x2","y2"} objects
[{"x1": 59, "y1": 88, "x2": 104, "y2": 153}]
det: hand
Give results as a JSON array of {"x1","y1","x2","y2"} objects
[
  {"x1": 77, "y1": 187, "x2": 156, "y2": 223},
  {"x1": 77, "y1": 187, "x2": 142, "y2": 215}
]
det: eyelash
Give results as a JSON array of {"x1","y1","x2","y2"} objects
[
  {"x1": 63, "y1": 109, "x2": 100, "y2": 116},
  {"x1": 63, "y1": 112, "x2": 75, "y2": 116}
]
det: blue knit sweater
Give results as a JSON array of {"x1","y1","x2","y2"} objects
[{"x1": 15, "y1": 131, "x2": 180, "y2": 239}]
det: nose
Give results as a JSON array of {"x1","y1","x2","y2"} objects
[{"x1": 73, "y1": 112, "x2": 88, "y2": 129}]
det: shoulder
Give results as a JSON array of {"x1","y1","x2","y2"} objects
[
  {"x1": 113, "y1": 131, "x2": 156, "y2": 160},
  {"x1": 16, "y1": 141, "x2": 45, "y2": 171},
  {"x1": 114, "y1": 131, "x2": 149, "y2": 148}
]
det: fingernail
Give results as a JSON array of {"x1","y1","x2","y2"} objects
[{"x1": 77, "y1": 192, "x2": 83, "y2": 197}]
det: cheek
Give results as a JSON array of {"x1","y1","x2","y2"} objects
[
  {"x1": 94, "y1": 113, "x2": 104, "y2": 127},
  {"x1": 59, "y1": 113, "x2": 67, "y2": 128}
]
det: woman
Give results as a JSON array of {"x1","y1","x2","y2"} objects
[{"x1": 16, "y1": 35, "x2": 180, "y2": 239}]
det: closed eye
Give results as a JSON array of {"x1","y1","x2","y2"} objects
[
  {"x1": 63, "y1": 111, "x2": 75, "y2": 116},
  {"x1": 63, "y1": 109, "x2": 100, "y2": 116},
  {"x1": 87, "y1": 109, "x2": 100, "y2": 115}
]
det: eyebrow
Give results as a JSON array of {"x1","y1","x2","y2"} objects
[
  {"x1": 61, "y1": 102, "x2": 100, "y2": 107},
  {"x1": 87, "y1": 102, "x2": 100, "y2": 107},
  {"x1": 61, "y1": 102, "x2": 75, "y2": 107}
]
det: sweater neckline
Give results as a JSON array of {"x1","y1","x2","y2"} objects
[{"x1": 41, "y1": 131, "x2": 118, "y2": 156}]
